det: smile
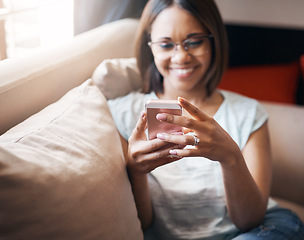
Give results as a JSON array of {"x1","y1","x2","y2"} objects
[{"x1": 170, "y1": 67, "x2": 194, "y2": 77}]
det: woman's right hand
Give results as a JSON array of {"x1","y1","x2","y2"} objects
[{"x1": 127, "y1": 112, "x2": 181, "y2": 174}]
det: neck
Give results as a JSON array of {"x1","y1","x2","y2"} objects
[
  {"x1": 157, "y1": 84, "x2": 209, "y2": 105},
  {"x1": 156, "y1": 84, "x2": 223, "y2": 117}
]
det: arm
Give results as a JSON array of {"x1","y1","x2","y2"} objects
[
  {"x1": 119, "y1": 133, "x2": 153, "y2": 230},
  {"x1": 220, "y1": 122, "x2": 272, "y2": 231},
  {"x1": 157, "y1": 97, "x2": 272, "y2": 231},
  {"x1": 120, "y1": 112, "x2": 182, "y2": 230}
]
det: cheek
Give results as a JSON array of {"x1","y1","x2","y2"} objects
[
  {"x1": 199, "y1": 53, "x2": 212, "y2": 74},
  {"x1": 154, "y1": 59, "x2": 168, "y2": 76}
]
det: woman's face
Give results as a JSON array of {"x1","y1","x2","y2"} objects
[{"x1": 150, "y1": 5, "x2": 212, "y2": 94}]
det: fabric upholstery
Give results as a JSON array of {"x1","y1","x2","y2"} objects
[
  {"x1": 219, "y1": 61, "x2": 301, "y2": 104},
  {"x1": 92, "y1": 58, "x2": 142, "y2": 100},
  {"x1": 0, "y1": 79, "x2": 143, "y2": 240}
]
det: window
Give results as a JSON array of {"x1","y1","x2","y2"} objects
[{"x1": 0, "y1": 0, "x2": 74, "y2": 60}]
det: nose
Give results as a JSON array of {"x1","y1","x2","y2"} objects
[{"x1": 171, "y1": 44, "x2": 191, "y2": 63}]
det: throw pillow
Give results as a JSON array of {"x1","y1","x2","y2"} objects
[
  {"x1": 300, "y1": 55, "x2": 304, "y2": 75},
  {"x1": 300, "y1": 55, "x2": 304, "y2": 78},
  {"x1": 0, "y1": 79, "x2": 143, "y2": 240},
  {"x1": 92, "y1": 58, "x2": 142, "y2": 100},
  {"x1": 219, "y1": 61, "x2": 301, "y2": 104}
]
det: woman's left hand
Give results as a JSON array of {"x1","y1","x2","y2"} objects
[{"x1": 156, "y1": 97, "x2": 241, "y2": 164}]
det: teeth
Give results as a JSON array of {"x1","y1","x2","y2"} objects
[{"x1": 172, "y1": 68, "x2": 194, "y2": 75}]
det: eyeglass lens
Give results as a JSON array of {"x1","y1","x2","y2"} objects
[{"x1": 149, "y1": 35, "x2": 211, "y2": 60}]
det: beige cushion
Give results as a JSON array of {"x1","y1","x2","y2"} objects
[
  {"x1": 0, "y1": 79, "x2": 143, "y2": 240},
  {"x1": 262, "y1": 102, "x2": 304, "y2": 207},
  {"x1": 92, "y1": 57, "x2": 142, "y2": 100}
]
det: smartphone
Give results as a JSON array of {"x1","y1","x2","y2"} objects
[{"x1": 145, "y1": 99, "x2": 183, "y2": 140}]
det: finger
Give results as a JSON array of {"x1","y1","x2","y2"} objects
[
  {"x1": 157, "y1": 132, "x2": 196, "y2": 146},
  {"x1": 178, "y1": 97, "x2": 210, "y2": 122},
  {"x1": 137, "y1": 146, "x2": 182, "y2": 171},
  {"x1": 132, "y1": 111, "x2": 147, "y2": 138},
  {"x1": 128, "y1": 139, "x2": 172, "y2": 165},
  {"x1": 183, "y1": 128, "x2": 194, "y2": 135},
  {"x1": 156, "y1": 113, "x2": 199, "y2": 131},
  {"x1": 169, "y1": 148, "x2": 200, "y2": 158},
  {"x1": 154, "y1": 154, "x2": 182, "y2": 167},
  {"x1": 140, "y1": 138, "x2": 175, "y2": 154},
  {"x1": 140, "y1": 154, "x2": 181, "y2": 173},
  {"x1": 143, "y1": 144, "x2": 181, "y2": 161}
]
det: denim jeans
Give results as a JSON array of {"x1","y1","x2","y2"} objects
[
  {"x1": 144, "y1": 207, "x2": 304, "y2": 240},
  {"x1": 232, "y1": 207, "x2": 304, "y2": 240}
]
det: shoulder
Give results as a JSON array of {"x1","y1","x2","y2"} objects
[
  {"x1": 220, "y1": 90, "x2": 267, "y2": 119},
  {"x1": 220, "y1": 90, "x2": 259, "y2": 107},
  {"x1": 108, "y1": 91, "x2": 146, "y2": 111},
  {"x1": 108, "y1": 91, "x2": 157, "y2": 117},
  {"x1": 217, "y1": 90, "x2": 268, "y2": 149}
]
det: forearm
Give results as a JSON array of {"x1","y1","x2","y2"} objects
[
  {"x1": 128, "y1": 170, "x2": 153, "y2": 230},
  {"x1": 119, "y1": 133, "x2": 153, "y2": 230},
  {"x1": 221, "y1": 153, "x2": 268, "y2": 231}
]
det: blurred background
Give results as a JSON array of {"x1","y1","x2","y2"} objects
[
  {"x1": 0, "y1": 0, "x2": 147, "y2": 60},
  {"x1": 0, "y1": 0, "x2": 304, "y2": 60}
]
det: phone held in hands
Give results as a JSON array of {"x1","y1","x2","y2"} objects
[{"x1": 145, "y1": 99, "x2": 183, "y2": 140}]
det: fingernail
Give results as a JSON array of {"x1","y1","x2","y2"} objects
[
  {"x1": 169, "y1": 150, "x2": 177, "y2": 155},
  {"x1": 157, "y1": 133, "x2": 166, "y2": 140},
  {"x1": 141, "y1": 111, "x2": 145, "y2": 119},
  {"x1": 178, "y1": 97, "x2": 186, "y2": 104},
  {"x1": 156, "y1": 113, "x2": 166, "y2": 121}
]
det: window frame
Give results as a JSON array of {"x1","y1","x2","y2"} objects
[
  {"x1": 0, "y1": 0, "x2": 7, "y2": 60},
  {"x1": 0, "y1": 0, "x2": 74, "y2": 60}
]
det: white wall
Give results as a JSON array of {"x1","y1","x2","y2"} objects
[
  {"x1": 74, "y1": 0, "x2": 147, "y2": 35},
  {"x1": 214, "y1": 0, "x2": 304, "y2": 29}
]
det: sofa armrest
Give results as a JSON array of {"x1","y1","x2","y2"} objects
[
  {"x1": 262, "y1": 102, "x2": 304, "y2": 207},
  {"x1": 0, "y1": 18, "x2": 139, "y2": 135}
]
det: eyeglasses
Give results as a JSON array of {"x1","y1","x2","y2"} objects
[{"x1": 148, "y1": 34, "x2": 212, "y2": 60}]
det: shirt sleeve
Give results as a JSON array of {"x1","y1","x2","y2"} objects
[
  {"x1": 218, "y1": 91, "x2": 269, "y2": 150},
  {"x1": 107, "y1": 91, "x2": 149, "y2": 141},
  {"x1": 252, "y1": 101, "x2": 268, "y2": 133},
  {"x1": 239, "y1": 99, "x2": 268, "y2": 150}
]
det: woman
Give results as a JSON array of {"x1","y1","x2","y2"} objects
[{"x1": 108, "y1": 0, "x2": 304, "y2": 239}]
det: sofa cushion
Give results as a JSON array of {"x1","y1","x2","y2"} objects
[
  {"x1": 92, "y1": 58, "x2": 142, "y2": 100},
  {"x1": 219, "y1": 61, "x2": 301, "y2": 104},
  {"x1": 262, "y1": 102, "x2": 304, "y2": 208},
  {"x1": 0, "y1": 79, "x2": 143, "y2": 240}
]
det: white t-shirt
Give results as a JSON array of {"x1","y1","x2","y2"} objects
[{"x1": 107, "y1": 90, "x2": 277, "y2": 240}]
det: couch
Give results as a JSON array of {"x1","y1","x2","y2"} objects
[{"x1": 0, "y1": 18, "x2": 303, "y2": 239}]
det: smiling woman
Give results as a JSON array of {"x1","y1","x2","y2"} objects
[
  {"x1": 0, "y1": 0, "x2": 74, "y2": 60},
  {"x1": 107, "y1": 1, "x2": 304, "y2": 239}
]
